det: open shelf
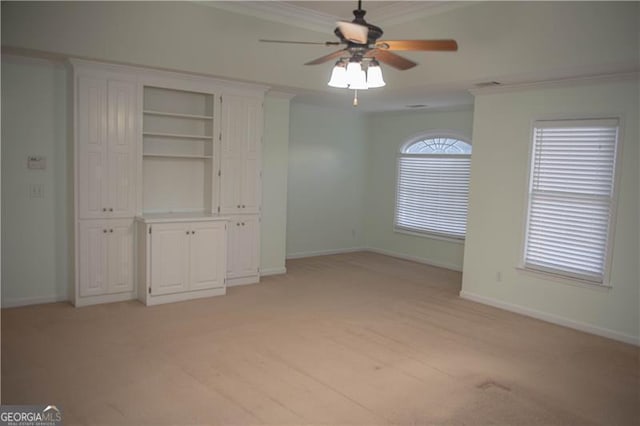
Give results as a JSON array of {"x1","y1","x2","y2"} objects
[
  {"x1": 143, "y1": 132, "x2": 213, "y2": 140},
  {"x1": 143, "y1": 110, "x2": 213, "y2": 120},
  {"x1": 143, "y1": 153, "x2": 213, "y2": 159}
]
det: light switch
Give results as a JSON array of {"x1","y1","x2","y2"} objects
[
  {"x1": 29, "y1": 183, "x2": 44, "y2": 199},
  {"x1": 27, "y1": 156, "x2": 46, "y2": 170}
]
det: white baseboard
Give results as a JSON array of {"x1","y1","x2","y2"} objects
[
  {"x1": 459, "y1": 290, "x2": 639, "y2": 346},
  {"x1": 260, "y1": 267, "x2": 287, "y2": 276},
  {"x1": 366, "y1": 247, "x2": 463, "y2": 272},
  {"x1": 2, "y1": 295, "x2": 69, "y2": 308},
  {"x1": 286, "y1": 247, "x2": 365, "y2": 259}
]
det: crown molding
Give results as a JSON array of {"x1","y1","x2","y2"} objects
[
  {"x1": 200, "y1": 1, "x2": 470, "y2": 34},
  {"x1": 201, "y1": 1, "x2": 336, "y2": 34},
  {"x1": 368, "y1": 1, "x2": 473, "y2": 27},
  {"x1": 469, "y1": 71, "x2": 640, "y2": 96}
]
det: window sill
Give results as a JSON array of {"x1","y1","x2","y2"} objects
[
  {"x1": 394, "y1": 227, "x2": 465, "y2": 244},
  {"x1": 516, "y1": 266, "x2": 611, "y2": 292}
]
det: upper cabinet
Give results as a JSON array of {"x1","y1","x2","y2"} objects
[
  {"x1": 219, "y1": 95, "x2": 263, "y2": 215},
  {"x1": 76, "y1": 71, "x2": 137, "y2": 219}
]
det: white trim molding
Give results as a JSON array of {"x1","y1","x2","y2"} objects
[
  {"x1": 286, "y1": 247, "x2": 365, "y2": 260},
  {"x1": 260, "y1": 267, "x2": 287, "y2": 277},
  {"x1": 459, "y1": 290, "x2": 639, "y2": 346},
  {"x1": 2, "y1": 295, "x2": 69, "y2": 309},
  {"x1": 366, "y1": 247, "x2": 462, "y2": 272},
  {"x1": 469, "y1": 71, "x2": 640, "y2": 96}
]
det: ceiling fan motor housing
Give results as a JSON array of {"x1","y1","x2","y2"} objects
[{"x1": 334, "y1": 9, "x2": 384, "y2": 45}]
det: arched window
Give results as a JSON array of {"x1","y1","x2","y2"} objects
[{"x1": 395, "y1": 134, "x2": 472, "y2": 239}]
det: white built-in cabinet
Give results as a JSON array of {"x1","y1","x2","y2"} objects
[
  {"x1": 136, "y1": 217, "x2": 227, "y2": 306},
  {"x1": 73, "y1": 62, "x2": 138, "y2": 306},
  {"x1": 78, "y1": 219, "x2": 134, "y2": 297},
  {"x1": 227, "y1": 215, "x2": 260, "y2": 284},
  {"x1": 77, "y1": 76, "x2": 137, "y2": 219},
  {"x1": 72, "y1": 59, "x2": 267, "y2": 307}
]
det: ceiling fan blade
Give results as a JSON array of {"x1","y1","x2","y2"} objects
[
  {"x1": 366, "y1": 49, "x2": 417, "y2": 70},
  {"x1": 336, "y1": 21, "x2": 368, "y2": 44},
  {"x1": 304, "y1": 49, "x2": 349, "y2": 66},
  {"x1": 260, "y1": 39, "x2": 341, "y2": 46},
  {"x1": 375, "y1": 39, "x2": 458, "y2": 51}
]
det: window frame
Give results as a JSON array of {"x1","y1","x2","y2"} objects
[
  {"x1": 519, "y1": 115, "x2": 624, "y2": 288},
  {"x1": 394, "y1": 130, "x2": 472, "y2": 242}
]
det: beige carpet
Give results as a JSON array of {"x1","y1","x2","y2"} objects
[{"x1": 2, "y1": 252, "x2": 638, "y2": 425}]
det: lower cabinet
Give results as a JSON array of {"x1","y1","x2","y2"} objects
[
  {"x1": 226, "y1": 215, "x2": 260, "y2": 286},
  {"x1": 76, "y1": 219, "x2": 135, "y2": 306},
  {"x1": 137, "y1": 218, "x2": 227, "y2": 305}
]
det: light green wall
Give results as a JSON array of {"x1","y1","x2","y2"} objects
[
  {"x1": 363, "y1": 108, "x2": 474, "y2": 270},
  {"x1": 1, "y1": 55, "x2": 292, "y2": 306},
  {"x1": 462, "y1": 80, "x2": 639, "y2": 343},
  {"x1": 261, "y1": 95, "x2": 291, "y2": 274},
  {"x1": 286, "y1": 102, "x2": 366, "y2": 257},
  {"x1": 1, "y1": 56, "x2": 69, "y2": 305}
]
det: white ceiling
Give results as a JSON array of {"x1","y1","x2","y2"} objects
[{"x1": 201, "y1": 1, "x2": 638, "y2": 112}]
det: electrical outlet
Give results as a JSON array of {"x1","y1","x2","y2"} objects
[{"x1": 29, "y1": 183, "x2": 44, "y2": 199}]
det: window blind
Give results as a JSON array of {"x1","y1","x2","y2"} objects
[
  {"x1": 395, "y1": 155, "x2": 471, "y2": 239},
  {"x1": 524, "y1": 119, "x2": 619, "y2": 283}
]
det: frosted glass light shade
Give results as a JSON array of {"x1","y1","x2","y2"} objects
[
  {"x1": 349, "y1": 70, "x2": 368, "y2": 90},
  {"x1": 346, "y1": 61, "x2": 362, "y2": 82},
  {"x1": 328, "y1": 65, "x2": 348, "y2": 88},
  {"x1": 366, "y1": 64, "x2": 386, "y2": 88}
]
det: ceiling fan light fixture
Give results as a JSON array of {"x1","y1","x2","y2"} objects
[
  {"x1": 346, "y1": 60, "x2": 363, "y2": 81},
  {"x1": 366, "y1": 60, "x2": 385, "y2": 88},
  {"x1": 349, "y1": 69, "x2": 368, "y2": 90},
  {"x1": 328, "y1": 62, "x2": 348, "y2": 88}
]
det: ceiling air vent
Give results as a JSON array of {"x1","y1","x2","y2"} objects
[{"x1": 475, "y1": 81, "x2": 501, "y2": 88}]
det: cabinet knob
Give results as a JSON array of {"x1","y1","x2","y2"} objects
[
  {"x1": 109, "y1": 208, "x2": 113, "y2": 212},
  {"x1": 242, "y1": 222, "x2": 245, "y2": 226},
  {"x1": 110, "y1": 229, "x2": 114, "y2": 233},
  {"x1": 236, "y1": 223, "x2": 240, "y2": 226},
  {"x1": 103, "y1": 229, "x2": 107, "y2": 233},
  {"x1": 186, "y1": 231, "x2": 190, "y2": 235},
  {"x1": 103, "y1": 208, "x2": 107, "y2": 212},
  {"x1": 237, "y1": 205, "x2": 241, "y2": 208},
  {"x1": 242, "y1": 205, "x2": 245, "y2": 208},
  {"x1": 192, "y1": 231, "x2": 195, "y2": 235}
]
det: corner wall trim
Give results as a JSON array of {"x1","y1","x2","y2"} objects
[
  {"x1": 459, "y1": 290, "x2": 639, "y2": 346},
  {"x1": 2, "y1": 295, "x2": 69, "y2": 309}
]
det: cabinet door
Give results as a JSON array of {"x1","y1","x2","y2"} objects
[
  {"x1": 219, "y1": 96, "x2": 244, "y2": 214},
  {"x1": 240, "y1": 99, "x2": 263, "y2": 213},
  {"x1": 189, "y1": 222, "x2": 226, "y2": 290},
  {"x1": 150, "y1": 223, "x2": 190, "y2": 295},
  {"x1": 78, "y1": 221, "x2": 109, "y2": 297},
  {"x1": 227, "y1": 215, "x2": 259, "y2": 279},
  {"x1": 77, "y1": 76, "x2": 109, "y2": 219},
  {"x1": 107, "y1": 220, "x2": 134, "y2": 294},
  {"x1": 107, "y1": 80, "x2": 137, "y2": 218}
]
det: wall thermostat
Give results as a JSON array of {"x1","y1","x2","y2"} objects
[{"x1": 27, "y1": 155, "x2": 46, "y2": 170}]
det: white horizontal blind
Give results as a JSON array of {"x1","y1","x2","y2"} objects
[
  {"x1": 395, "y1": 155, "x2": 471, "y2": 239},
  {"x1": 524, "y1": 119, "x2": 619, "y2": 283}
]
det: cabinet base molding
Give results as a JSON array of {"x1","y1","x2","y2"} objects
[
  {"x1": 73, "y1": 292, "x2": 136, "y2": 308},
  {"x1": 227, "y1": 275, "x2": 260, "y2": 287},
  {"x1": 142, "y1": 287, "x2": 226, "y2": 306}
]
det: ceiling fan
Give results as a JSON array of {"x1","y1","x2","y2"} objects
[{"x1": 260, "y1": 0, "x2": 458, "y2": 104}]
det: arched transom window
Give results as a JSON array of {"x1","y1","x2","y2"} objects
[{"x1": 395, "y1": 134, "x2": 472, "y2": 239}]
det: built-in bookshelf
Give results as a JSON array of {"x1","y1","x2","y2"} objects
[{"x1": 142, "y1": 86, "x2": 217, "y2": 215}]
